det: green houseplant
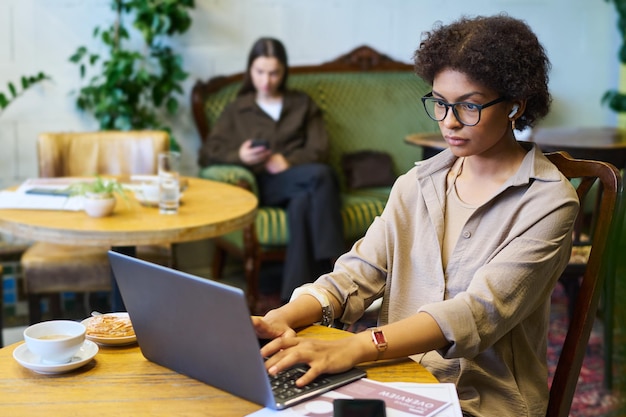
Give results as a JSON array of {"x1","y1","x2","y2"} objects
[
  {"x1": 0, "y1": 73, "x2": 50, "y2": 115},
  {"x1": 68, "y1": 176, "x2": 128, "y2": 217},
  {"x1": 68, "y1": 175, "x2": 126, "y2": 198},
  {"x1": 68, "y1": 0, "x2": 195, "y2": 151}
]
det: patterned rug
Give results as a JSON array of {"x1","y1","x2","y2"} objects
[
  {"x1": 337, "y1": 282, "x2": 624, "y2": 417},
  {"x1": 547, "y1": 284, "x2": 623, "y2": 417}
]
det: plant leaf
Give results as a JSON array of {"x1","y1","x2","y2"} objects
[{"x1": 66, "y1": 0, "x2": 194, "y2": 134}]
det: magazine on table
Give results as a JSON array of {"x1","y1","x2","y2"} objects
[
  {"x1": 0, "y1": 178, "x2": 84, "y2": 211},
  {"x1": 247, "y1": 378, "x2": 462, "y2": 417}
]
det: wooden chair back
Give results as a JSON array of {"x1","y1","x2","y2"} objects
[
  {"x1": 544, "y1": 151, "x2": 621, "y2": 417},
  {"x1": 22, "y1": 130, "x2": 172, "y2": 323},
  {"x1": 37, "y1": 131, "x2": 169, "y2": 178}
]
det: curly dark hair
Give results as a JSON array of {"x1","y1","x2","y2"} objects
[{"x1": 413, "y1": 14, "x2": 551, "y2": 131}]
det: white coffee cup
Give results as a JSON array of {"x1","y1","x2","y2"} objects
[{"x1": 23, "y1": 320, "x2": 86, "y2": 364}]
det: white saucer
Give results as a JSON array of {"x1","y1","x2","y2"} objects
[
  {"x1": 134, "y1": 193, "x2": 184, "y2": 208},
  {"x1": 133, "y1": 194, "x2": 158, "y2": 207},
  {"x1": 13, "y1": 340, "x2": 99, "y2": 374}
]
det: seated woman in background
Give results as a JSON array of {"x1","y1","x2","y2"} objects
[
  {"x1": 198, "y1": 37, "x2": 344, "y2": 303},
  {"x1": 252, "y1": 15, "x2": 579, "y2": 417}
]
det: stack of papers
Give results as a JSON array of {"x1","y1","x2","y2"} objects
[
  {"x1": 0, "y1": 178, "x2": 84, "y2": 211},
  {"x1": 248, "y1": 378, "x2": 462, "y2": 417}
]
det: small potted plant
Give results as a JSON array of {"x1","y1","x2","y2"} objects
[{"x1": 68, "y1": 175, "x2": 128, "y2": 217}]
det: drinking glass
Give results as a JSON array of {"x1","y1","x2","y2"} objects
[{"x1": 158, "y1": 151, "x2": 180, "y2": 215}]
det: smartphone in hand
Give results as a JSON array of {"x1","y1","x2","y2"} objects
[
  {"x1": 251, "y1": 139, "x2": 270, "y2": 149},
  {"x1": 333, "y1": 399, "x2": 386, "y2": 417}
]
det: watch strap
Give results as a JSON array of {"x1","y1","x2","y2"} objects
[
  {"x1": 369, "y1": 327, "x2": 388, "y2": 361},
  {"x1": 290, "y1": 284, "x2": 334, "y2": 327}
]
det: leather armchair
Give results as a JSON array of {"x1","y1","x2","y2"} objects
[{"x1": 21, "y1": 131, "x2": 172, "y2": 323}]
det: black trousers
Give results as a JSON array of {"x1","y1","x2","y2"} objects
[{"x1": 256, "y1": 163, "x2": 344, "y2": 300}]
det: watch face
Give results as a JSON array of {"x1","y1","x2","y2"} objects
[{"x1": 373, "y1": 330, "x2": 386, "y2": 344}]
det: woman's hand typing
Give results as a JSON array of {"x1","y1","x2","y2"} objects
[{"x1": 260, "y1": 334, "x2": 371, "y2": 387}]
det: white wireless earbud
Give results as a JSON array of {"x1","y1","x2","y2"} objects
[{"x1": 508, "y1": 105, "x2": 519, "y2": 118}]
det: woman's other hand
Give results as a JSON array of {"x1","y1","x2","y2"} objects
[
  {"x1": 265, "y1": 153, "x2": 290, "y2": 174},
  {"x1": 240, "y1": 139, "x2": 272, "y2": 165},
  {"x1": 251, "y1": 315, "x2": 296, "y2": 341}
]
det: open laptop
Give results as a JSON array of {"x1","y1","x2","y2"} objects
[{"x1": 108, "y1": 251, "x2": 366, "y2": 410}]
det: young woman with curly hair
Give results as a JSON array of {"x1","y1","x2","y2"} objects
[{"x1": 253, "y1": 15, "x2": 579, "y2": 417}]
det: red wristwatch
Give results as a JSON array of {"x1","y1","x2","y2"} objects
[{"x1": 370, "y1": 328, "x2": 388, "y2": 361}]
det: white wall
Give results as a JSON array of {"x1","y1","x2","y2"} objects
[{"x1": 0, "y1": 0, "x2": 619, "y2": 188}]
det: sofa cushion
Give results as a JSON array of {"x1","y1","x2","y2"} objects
[
  {"x1": 199, "y1": 164, "x2": 259, "y2": 195},
  {"x1": 216, "y1": 191, "x2": 389, "y2": 249},
  {"x1": 341, "y1": 150, "x2": 396, "y2": 189},
  {"x1": 22, "y1": 242, "x2": 111, "y2": 293},
  {"x1": 340, "y1": 192, "x2": 388, "y2": 243}
]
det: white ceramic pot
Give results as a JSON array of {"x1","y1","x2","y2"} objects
[{"x1": 83, "y1": 193, "x2": 116, "y2": 218}]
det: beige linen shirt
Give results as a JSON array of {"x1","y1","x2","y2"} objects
[{"x1": 315, "y1": 143, "x2": 579, "y2": 417}]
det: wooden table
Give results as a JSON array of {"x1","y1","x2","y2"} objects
[
  {"x1": 0, "y1": 177, "x2": 258, "y2": 310},
  {"x1": 405, "y1": 126, "x2": 626, "y2": 169},
  {"x1": 0, "y1": 325, "x2": 437, "y2": 416},
  {"x1": 0, "y1": 177, "x2": 257, "y2": 247}
]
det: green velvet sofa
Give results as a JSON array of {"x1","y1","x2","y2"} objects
[{"x1": 191, "y1": 45, "x2": 438, "y2": 310}]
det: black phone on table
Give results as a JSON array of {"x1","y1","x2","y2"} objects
[{"x1": 333, "y1": 399, "x2": 386, "y2": 417}]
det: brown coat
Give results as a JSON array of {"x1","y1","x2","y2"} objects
[{"x1": 198, "y1": 91, "x2": 329, "y2": 174}]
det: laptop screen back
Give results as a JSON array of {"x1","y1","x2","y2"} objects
[{"x1": 108, "y1": 250, "x2": 276, "y2": 408}]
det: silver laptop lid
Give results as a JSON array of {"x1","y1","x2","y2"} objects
[{"x1": 108, "y1": 250, "x2": 276, "y2": 408}]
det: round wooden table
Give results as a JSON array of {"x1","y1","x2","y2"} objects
[
  {"x1": 0, "y1": 177, "x2": 258, "y2": 311},
  {"x1": 529, "y1": 127, "x2": 626, "y2": 170},
  {"x1": 0, "y1": 177, "x2": 258, "y2": 247}
]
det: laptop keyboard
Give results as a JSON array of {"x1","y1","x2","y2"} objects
[{"x1": 269, "y1": 365, "x2": 332, "y2": 401}]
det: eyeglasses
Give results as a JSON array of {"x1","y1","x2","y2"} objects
[{"x1": 421, "y1": 92, "x2": 506, "y2": 127}]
